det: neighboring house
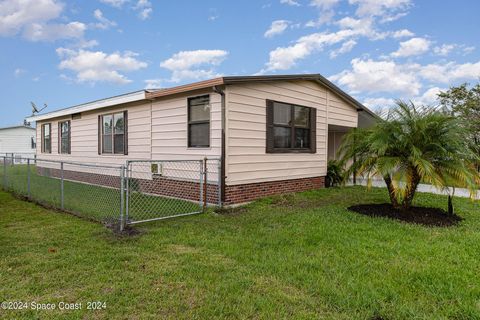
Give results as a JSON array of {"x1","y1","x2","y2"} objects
[
  {"x1": 25, "y1": 74, "x2": 376, "y2": 205},
  {"x1": 0, "y1": 124, "x2": 36, "y2": 159}
]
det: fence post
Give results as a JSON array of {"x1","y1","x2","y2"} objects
[
  {"x1": 203, "y1": 157, "x2": 208, "y2": 211},
  {"x1": 125, "y1": 161, "x2": 130, "y2": 224},
  {"x1": 2, "y1": 157, "x2": 6, "y2": 189},
  {"x1": 199, "y1": 160, "x2": 204, "y2": 209},
  {"x1": 60, "y1": 162, "x2": 64, "y2": 210},
  {"x1": 120, "y1": 166, "x2": 125, "y2": 232},
  {"x1": 34, "y1": 154, "x2": 37, "y2": 165},
  {"x1": 11, "y1": 153, "x2": 14, "y2": 167},
  {"x1": 217, "y1": 159, "x2": 222, "y2": 207},
  {"x1": 27, "y1": 158, "x2": 31, "y2": 198}
]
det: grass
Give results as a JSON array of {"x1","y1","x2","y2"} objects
[
  {"x1": 0, "y1": 164, "x2": 201, "y2": 225},
  {"x1": 1, "y1": 187, "x2": 480, "y2": 319}
]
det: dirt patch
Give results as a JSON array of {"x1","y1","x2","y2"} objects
[{"x1": 348, "y1": 203, "x2": 463, "y2": 227}]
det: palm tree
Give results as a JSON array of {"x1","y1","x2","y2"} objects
[{"x1": 338, "y1": 101, "x2": 480, "y2": 211}]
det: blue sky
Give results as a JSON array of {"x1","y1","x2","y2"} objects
[{"x1": 1, "y1": 0, "x2": 479, "y2": 127}]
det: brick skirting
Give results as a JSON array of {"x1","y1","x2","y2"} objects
[
  {"x1": 224, "y1": 176, "x2": 325, "y2": 205},
  {"x1": 37, "y1": 166, "x2": 219, "y2": 204},
  {"x1": 37, "y1": 166, "x2": 323, "y2": 206}
]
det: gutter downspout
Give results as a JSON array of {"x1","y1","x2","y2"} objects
[{"x1": 213, "y1": 85, "x2": 226, "y2": 207}]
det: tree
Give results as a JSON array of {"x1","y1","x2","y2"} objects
[
  {"x1": 338, "y1": 101, "x2": 480, "y2": 211},
  {"x1": 438, "y1": 83, "x2": 480, "y2": 159}
]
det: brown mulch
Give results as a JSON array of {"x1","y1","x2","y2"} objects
[{"x1": 348, "y1": 203, "x2": 463, "y2": 227}]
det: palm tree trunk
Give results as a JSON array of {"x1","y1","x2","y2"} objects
[
  {"x1": 383, "y1": 175, "x2": 399, "y2": 208},
  {"x1": 402, "y1": 169, "x2": 421, "y2": 210}
]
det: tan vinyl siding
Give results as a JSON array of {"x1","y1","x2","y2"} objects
[
  {"x1": 150, "y1": 90, "x2": 221, "y2": 160},
  {"x1": 225, "y1": 80, "x2": 329, "y2": 185},
  {"x1": 327, "y1": 90, "x2": 358, "y2": 127},
  {"x1": 36, "y1": 100, "x2": 152, "y2": 166}
]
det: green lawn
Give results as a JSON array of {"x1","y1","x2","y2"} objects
[
  {"x1": 0, "y1": 164, "x2": 201, "y2": 225},
  {"x1": 1, "y1": 187, "x2": 480, "y2": 319}
]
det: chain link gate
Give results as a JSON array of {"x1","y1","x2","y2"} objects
[{"x1": 124, "y1": 158, "x2": 221, "y2": 227}]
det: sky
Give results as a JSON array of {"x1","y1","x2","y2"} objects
[{"x1": 1, "y1": 0, "x2": 479, "y2": 127}]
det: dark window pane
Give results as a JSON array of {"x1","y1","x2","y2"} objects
[
  {"x1": 114, "y1": 113, "x2": 124, "y2": 134},
  {"x1": 189, "y1": 123, "x2": 210, "y2": 147},
  {"x1": 273, "y1": 127, "x2": 291, "y2": 148},
  {"x1": 103, "y1": 115, "x2": 113, "y2": 134},
  {"x1": 114, "y1": 134, "x2": 124, "y2": 154},
  {"x1": 61, "y1": 122, "x2": 69, "y2": 134},
  {"x1": 61, "y1": 137, "x2": 69, "y2": 153},
  {"x1": 294, "y1": 106, "x2": 310, "y2": 127},
  {"x1": 189, "y1": 104, "x2": 210, "y2": 122},
  {"x1": 273, "y1": 103, "x2": 291, "y2": 125},
  {"x1": 44, "y1": 137, "x2": 51, "y2": 153},
  {"x1": 295, "y1": 128, "x2": 310, "y2": 148},
  {"x1": 102, "y1": 134, "x2": 112, "y2": 153},
  {"x1": 189, "y1": 96, "x2": 210, "y2": 107}
]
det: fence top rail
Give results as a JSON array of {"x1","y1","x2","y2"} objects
[
  {"x1": 127, "y1": 158, "x2": 221, "y2": 164},
  {"x1": 1, "y1": 156, "x2": 124, "y2": 170}
]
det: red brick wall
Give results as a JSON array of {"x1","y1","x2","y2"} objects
[
  {"x1": 224, "y1": 176, "x2": 325, "y2": 205},
  {"x1": 37, "y1": 166, "x2": 323, "y2": 206}
]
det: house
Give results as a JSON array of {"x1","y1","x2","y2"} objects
[
  {"x1": 25, "y1": 74, "x2": 376, "y2": 205},
  {"x1": 0, "y1": 124, "x2": 36, "y2": 160}
]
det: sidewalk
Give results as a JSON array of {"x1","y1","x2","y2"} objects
[{"x1": 349, "y1": 178, "x2": 480, "y2": 199}]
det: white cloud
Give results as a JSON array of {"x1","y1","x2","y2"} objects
[
  {"x1": 349, "y1": 0, "x2": 411, "y2": 18},
  {"x1": 412, "y1": 87, "x2": 444, "y2": 106},
  {"x1": 392, "y1": 29, "x2": 414, "y2": 38},
  {"x1": 418, "y1": 60, "x2": 480, "y2": 83},
  {"x1": 330, "y1": 58, "x2": 422, "y2": 95},
  {"x1": 0, "y1": 0, "x2": 62, "y2": 35},
  {"x1": 14, "y1": 68, "x2": 26, "y2": 78},
  {"x1": 99, "y1": 0, "x2": 129, "y2": 8},
  {"x1": 363, "y1": 97, "x2": 396, "y2": 109},
  {"x1": 93, "y1": 9, "x2": 117, "y2": 30},
  {"x1": 23, "y1": 21, "x2": 86, "y2": 41},
  {"x1": 160, "y1": 50, "x2": 228, "y2": 83},
  {"x1": 0, "y1": 0, "x2": 87, "y2": 41},
  {"x1": 264, "y1": 20, "x2": 290, "y2": 38},
  {"x1": 144, "y1": 79, "x2": 163, "y2": 89},
  {"x1": 280, "y1": 0, "x2": 301, "y2": 6},
  {"x1": 262, "y1": 16, "x2": 385, "y2": 72},
  {"x1": 433, "y1": 44, "x2": 456, "y2": 56},
  {"x1": 135, "y1": 0, "x2": 152, "y2": 20},
  {"x1": 310, "y1": 0, "x2": 340, "y2": 10},
  {"x1": 391, "y1": 37, "x2": 431, "y2": 58},
  {"x1": 56, "y1": 48, "x2": 147, "y2": 84},
  {"x1": 330, "y1": 57, "x2": 480, "y2": 98},
  {"x1": 330, "y1": 39, "x2": 357, "y2": 58}
]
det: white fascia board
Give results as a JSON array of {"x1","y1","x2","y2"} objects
[{"x1": 25, "y1": 90, "x2": 147, "y2": 122}]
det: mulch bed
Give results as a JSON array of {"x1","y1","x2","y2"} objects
[{"x1": 348, "y1": 203, "x2": 463, "y2": 227}]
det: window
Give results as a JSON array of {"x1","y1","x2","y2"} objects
[
  {"x1": 41, "y1": 123, "x2": 51, "y2": 153},
  {"x1": 31, "y1": 137, "x2": 36, "y2": 149},
  {"x1": 188, "y1": 95, "x2": 210, "y2": 148},
  {"x1": 99, "y1": 112, "x2": 128, "y2": 155},
  {"x1": 266, "y1": 100, "x2": 316, "y2": 153},
  {"x1": 59, "y1": 121, "x2": 71, "y2": 154}
]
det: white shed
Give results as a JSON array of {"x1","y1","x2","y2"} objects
[{"x1": 0, "y1": 125, "x2": 36, "y2": 157}]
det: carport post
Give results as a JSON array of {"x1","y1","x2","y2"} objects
[
  {"x1": 27, "y1": 158, "x2": 31, "y2": 198},
  {"x1": 60, "y1": 162, "x2": 64, "y2": 210}
]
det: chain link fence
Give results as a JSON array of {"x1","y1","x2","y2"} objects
[
  {"x1": 0, "y1": 155, "x2": 221, "y2": 230},
  {"x1": 126, "y1": 158, "x2": 221, "y2": 225},
  {"x1": 0, "y1": 155, "x2": 125, "y2": 228}
]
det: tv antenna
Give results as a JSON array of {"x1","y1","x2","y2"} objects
[{"x1": 31, "y1": 102, "x2": 47, "y2": 115}]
